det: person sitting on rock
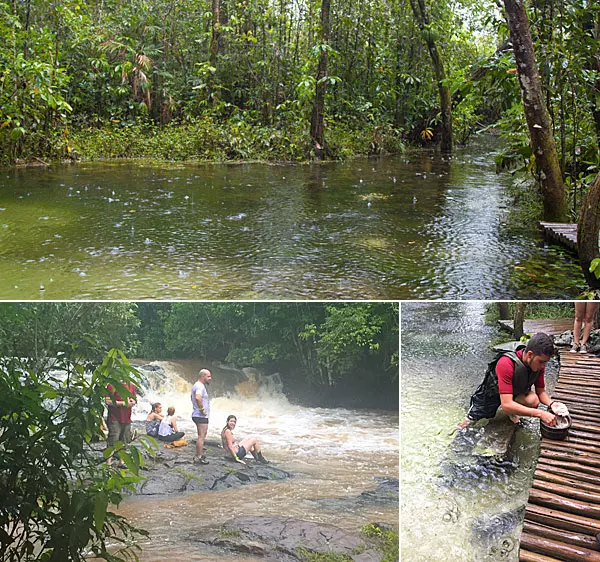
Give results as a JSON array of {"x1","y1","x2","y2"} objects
[
  {"x1": 221, "y1": 414, "x2": 269, "y2": 465},
  {"x1": 158, "y1": 406, "x2": 185, "y2": 442},
  {"x1": 145, "y1": 402, "x2": 163, "y2": 437}
]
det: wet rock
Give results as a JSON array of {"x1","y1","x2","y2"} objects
[
  {"x1": 353, "y1": 550, "x2": 384, "y2": 562},
  {"x1": 556, "y1": 329, "x2": 600, "y2": 354},
  {"x1": 470, "y1": 507, "x2": 523, "y2": 559},
  {"x1": 437, "y1": 417, "x2": 519, "y2": 490},
  {"x1": 195, "y1": 515, "x2": 383, "y2": 561},
  {"x1": 132, "y1": 438, "x2": 292, "y2": 496},
  {"x1": 313, "y1": 477, "x2": 398, "y2": 512},
  {"x1": 356, "y1": 478, "x2": 399, "y2": 505}
]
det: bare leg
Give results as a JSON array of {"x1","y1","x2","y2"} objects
[
  {"x1": 573, "y1": 302, "x2": 586, "y2": 346},
  {"x1": 511, "y1": 392, "x2": 540, "y2": 422},
  {"x1": 195, "y1": 422, "x2": 208, "y2": 457},
  {"x1": 239, "y1": 436, "x2": 261, "y2": 453},
  {"x1": 581, "y1": 302, "x2": 599, "y2": 345}
]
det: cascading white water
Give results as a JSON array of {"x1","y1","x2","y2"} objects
[{"x1": 114, "y1": 360, "x2": 398, "y2": 562}]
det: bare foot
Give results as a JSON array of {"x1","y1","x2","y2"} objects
[
  {"x1": 458, "y1": 418, "x2": 472, "y2": 429},
  {"x1": 509, "y1": 415, "x2": 520, "y2": 424}
]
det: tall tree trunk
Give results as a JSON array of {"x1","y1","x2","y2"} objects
[
  {"x1": 578, "y1": 171, "x2": 600, "y2": 290},
  {"x1": 310, "y1": 0, "x2": 331, "y2": 158},
  {"x1": 209, "y1": 0, "x2": 221, "y2": 104},
  {"x1": 514, "y1": 303, "x2": 526, "y2": 340},
  {"x1": 588, "y1": 4, "x2": 600, "y2": 150},
  {"x1": 409, "y1": 0, "x2": 452, "y2": 153},
  {"x1": 503, "y1": 0, "x2": 566, "y2": 222},
  {"x1": 498, "y1": 303, "x2": 510, "y2": 320}
]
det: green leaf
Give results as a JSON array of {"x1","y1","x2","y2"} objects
[{"x1": 94, "y1": 491, "x2": 108, "y2": 532}]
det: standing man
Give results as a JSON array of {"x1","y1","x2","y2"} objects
[
  {"x1": 459, "y1": 333, "x2": 557, "y2": 428},
  {"x1": 105, "y1": 381, "x2": 137, "y2": 466},
  {"x1": 192, "y1": 368, "x2": 212, "y2": 464}
]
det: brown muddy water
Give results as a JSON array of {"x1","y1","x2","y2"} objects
[{"x1": 110, "y1": 362, "x2": 399, "y2": 561}]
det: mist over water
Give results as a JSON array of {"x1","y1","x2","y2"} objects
[
  {"x1": 118, "y1": 361, "x2": 398, "y2": 561},
  {"x1": 401, "y1": 303, "x2": 557, "y2": 562}
]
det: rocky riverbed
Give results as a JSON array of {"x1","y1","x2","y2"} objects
[
  {"x1": 132, "y1": 435, "x2": 292, "y2": 495},
  {"x1": 118, "y1": 428, "x2": 398, "y2": 561}
]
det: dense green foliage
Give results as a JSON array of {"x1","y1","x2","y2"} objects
[
  {"x1": 0, "y1": 303, "x2": 140, "y2": 363},
  {"x1": 0, "y1": 347, "x2": 154, "y2": 562},
  {"x1": 485, "y1": 302, "x2": 575, "y2": 330},
  {"x1": 2, "y1": 0, "x2": 600, "y2": 211},
  {"x1": 0, "y1": 302, "x2": 398, "y2": 407},
  {"x1": 138, "y1": 302, "x2": 399, "y2": 407},
  {"x1": 0, "y1": 0, "x2": 493, "y2": 164}
]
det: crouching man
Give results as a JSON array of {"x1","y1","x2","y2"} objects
[{"x1": 459, "y1": 332, "x2": 557, "y2": 429}]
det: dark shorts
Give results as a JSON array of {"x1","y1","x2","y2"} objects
[
  {"x1": 158, "y1": 431, "x2": 185, "y2": 442},
  {"x1": 193, "y1": 417, "x2": 209, "y2": 425},
  {"x1": 237, "y1": 446, "x2": 246, "y2": 459}
]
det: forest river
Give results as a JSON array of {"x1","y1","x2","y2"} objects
[
  {"x1": 0, "y1": 138, "x2": 584, "y2": 299},
  {"x1": 401, "y1": 302, "x2": 559, "y2": 562},
  {"x1": 111, "y1": 361, "x2": 399, "y2": 561}
]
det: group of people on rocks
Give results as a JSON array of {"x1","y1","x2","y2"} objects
[{"x1": 104, "y1": 367, "x2": 268, "y2": 465}]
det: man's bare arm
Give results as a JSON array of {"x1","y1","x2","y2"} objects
[{"x1": 499, "y1": 393, "x2": 556, "y2": 425}]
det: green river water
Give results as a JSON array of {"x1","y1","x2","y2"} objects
[{"x1": 0, "y1": 139, "x2": 584, "y2": 299}]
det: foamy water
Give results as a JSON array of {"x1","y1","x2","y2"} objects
[
  {"x1": 132, "y1": 361, "x2": 399, "y2": 462},
  {"x1": 112, "y1": 361, "x2": 398, "y2": 561}
]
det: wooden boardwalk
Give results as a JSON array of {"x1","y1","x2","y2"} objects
[
  {"x1": 520, "y1": 349, "x2": 600, "y2": 562},
  {"x1": 498, "y1": 318, "x2": 573, "y2": 337},
  {"x1": 539, "y1": 222, "x2": 578, "y2": 254}
]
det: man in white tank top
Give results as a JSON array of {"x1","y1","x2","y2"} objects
[{"x1": 191, "y1": 368, "x2": 212, "y2": 464}]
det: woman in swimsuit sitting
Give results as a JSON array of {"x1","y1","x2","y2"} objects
[
  {"x1": 221, "y1": 414, "x2": 269, "y2": 464},
  {"x1": 145, "y1": 402, "x2": 163, "y2": 437}
]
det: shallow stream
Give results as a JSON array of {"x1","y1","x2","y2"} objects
[
  {"x1": 401, "y1": 302, "x2": 559, "y2": 561},
  {"x1": 0, "y1": 138, "x2": 583, "y2": 298}
]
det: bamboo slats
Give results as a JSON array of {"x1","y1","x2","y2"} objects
[
  {"x1": 539, "y1": 222, "x2": 578, "y2": 254},
  {"x1": 520, "y1": 350, "x2": 600, "y2": 561},
  {"x1": 498, "y1": 318, "x2": 574, "y2": 337}
]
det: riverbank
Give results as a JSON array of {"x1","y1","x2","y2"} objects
[{"x1": 2, "y1": 118, "x2": 405, "y2": 167}]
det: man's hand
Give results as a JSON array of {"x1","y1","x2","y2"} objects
[
  {"x1": 235, "y1": 457, "x2": 247, "y2": 465},
  {"x1": 540, "y1": 410, "x2": 557, "y2": 426}
]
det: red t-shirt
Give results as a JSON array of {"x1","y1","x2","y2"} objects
[
  {"x1": 106, "y1": 382, "x2": 136, "y2": 423},
  {"x1": 496, "y1": 349, "x2": 545, "y2": 395}
]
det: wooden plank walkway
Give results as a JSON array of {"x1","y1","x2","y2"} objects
[
  {"x1": 520, "y1": 349, "x2": 600, "y2": 562},
  {"x1": 498, "y1": 318, "x2": 573, "y2": 337},
  {"x1": 539, "y1": 222, "x2": 578, "y2": 254}
]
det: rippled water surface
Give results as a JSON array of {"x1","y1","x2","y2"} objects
[
  {"x1": 401, "y1": 303, "x2": 558, "y2": 561},
  {"x1": 0, "y1": 139, "x2": 584, "y2": 299}
]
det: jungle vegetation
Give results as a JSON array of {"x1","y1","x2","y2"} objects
[
  {"x1": 0, "y1": 1, "x2": 595, "y2": 174},
  {"x1": 3, "y1": 1, "x2": 600, "y2": 255},
  {"x1": 0, "y1": 301, "x2": 399, "y2": 406}
]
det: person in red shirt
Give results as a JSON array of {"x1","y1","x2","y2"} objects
[
  {"x1": 105, "y1": 382, "x2": 137, "y2": 464},
  {"x1": 459, "y1": 333, "x2": 557, "y2": 428}
]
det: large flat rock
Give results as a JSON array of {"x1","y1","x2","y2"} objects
[{"x1": 194, "y1": 516, "x2": 388, "y2": 562}]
